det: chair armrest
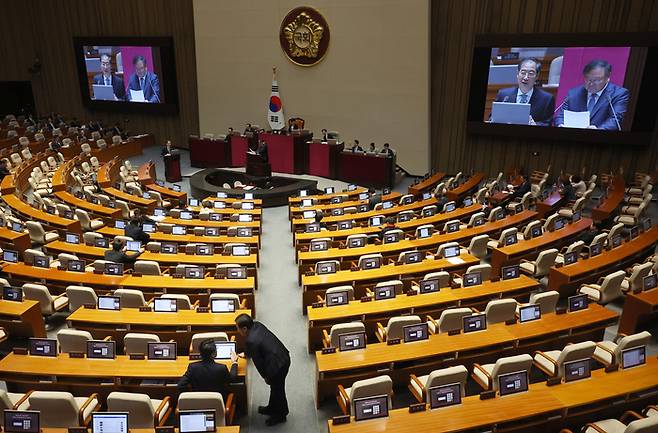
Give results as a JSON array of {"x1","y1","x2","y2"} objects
[
  {"x1": 614, "y1": 333, "x2": 628, "y2": 343},
  {"x1": 52, "y1": 294, "x2": 69, "y2": 311},
  {"x1": 426, "y1": 315, "x2": 438, "y2": 333},
  {"x1": 375, "y1": 322, "x2": 386, "y2": 342},
  {"x1": 239, "y1": 299, "x2": 247, "y2": 309},
  {"x1": 533, "y1": 350, "x2": 559, "y2": 377},
  {"x1": 322, "y1": 329, "x2": 331, "y2": 348},
  {"x1": 620, "y1": 410, "x2": 644, "y2": 423},
  {"x1": 12, "y1": 390, "x2": 33, "y2": 410},
  {"x1": 472, "y1": 363, "x2": 492, "y2": 390},
  {"x1": 316, "y1": 295, "x2": 324, "y2": 303},
  {"x1": 581, "y1": 423, "x2": 608, "y2": 433},
  {"x1": 594, "y1": 342, "x2": 616, "y2": 365},
  {"x1": 643, "y1": 405, "x2": 658, "y2": 416},
  {"x1": 154, "y1": 395, "x2": 172, "y2": 426},
  {"x1": 409, "y1": 374, "x2": 426, "y2": 402},
  {"x1": 192, "y1": 300, "x2": 200, "y2": 309},
  {"x1": 558, "y1": 429, "x2": 574, "y2": 433},
  {"x1": 225, "y1": 393, "x2": 235, "y2": 425},
  {"x1": 78, "y1": 393, "x2": 100, "y2": 426},
  {"x1": 337, "y1": 385, "x2": 350, "y2": 415},
  {"x1": 365, "y1": 288, "x2": 374, "y2": 296},
  {"x1": 102, "y1": 336, "x2": 113, "y2": 341}
]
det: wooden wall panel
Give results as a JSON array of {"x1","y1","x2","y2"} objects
[
  {"x1": 0, "y1": 0, "x2": 198, "y2": 148},
  {"x1": 431, "y1": 0, "x2": 658, "y2": 179}
]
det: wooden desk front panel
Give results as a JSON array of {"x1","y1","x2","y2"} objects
[
  {"x1": 98, "y1": 227, "x2": 260, "y2": 248},
  {"x1": 2, "y1": 194, "x2": 82, "y2": 233},
  {"x1": 618, "y1": 287, "x2": 658, "y2": 335},
  {"x1": 592, "y1": 175, "x2": 625, "y2": 222},
  {"x1": 0, "y1": 299, "x2": 46, "y2": 338},
  {"x1": 445, "y1": 173, "x2": 485, "y2": 202}
]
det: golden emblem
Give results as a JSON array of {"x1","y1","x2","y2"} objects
[{"x1": 280, "y1": 7, "x2": 330, "y2": 67}]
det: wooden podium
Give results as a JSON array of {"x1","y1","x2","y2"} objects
[
  {"x1": 246, "y1": 152, "x2": 271, "y2": 178},
  {"x1": 164, "y1": 153, "x2": 182, "y2": 182}
]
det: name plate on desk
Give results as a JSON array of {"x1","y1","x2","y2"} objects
[
  {"x1": 406, "y1": 290, "x2": 418, "y2": 296},
  {"x1": 189, "y1": 354, "x2": 201, "y2": 360},
  {"x1": 196, "y1": 307, "x2": 209, "y2": 313},
  {"x1": 69, "y1": 428, "x2": 88, "y2": 433},
  {"x1": 58, "y1": 265, "x2": 66, "y2": 271},
  {"x1": 156, "y1": 427, "x2": 175, "y2": 433},
  {"x1": 338, "y1": 244, "x2": 346, "y2": 249},
  {"x1": 387, "y1": 338, "x2": 401, "y2": 345},
  {"x1": 133, "y1": 272, "x2": 142, "y2": 277},
  {"x1": 448, "y1": 329, "x2": 461, "y2": 336},
  {"x1": 172, "y1": 273, "x2": 184, "y2": 279},
  {"x1": 83, "y1": 304, "x2": 96, "y2": 309},
  {"x1": 409, "y1": 403, "x2": 426, "y2": 413},
  {"x1": 139, "y1": 306, "x2": 152, "y2": 312},
  {"x1": 555, "y1": 307, "x2": 567, "y2": 315},
  {"x1": 360, "y1": 296, "x2": 372, "y2": 303},
  {"x1": 605, "y1": 364, "x2": 620, "y2": 373},
  {"x1": 69, "y1": 352, "x2": 85, "y2": 359},
  {"x1": 546, "y1": 377, "x2": 562, "y2": 386},
  {"x1": 321, "y1": 347, "x2": 336, "y2": 354},
  {"x1": 480, "y1": 390, "x2": 496, "y2": 400},
  {"x1": 13, "y1": 347, "x2": 28, "y2": 355},
  {"x1": 93, "y1": 269, "x2": 104, "y2": 275},
  {"x1": 130, "y1": 354, "x2": 146, "y2": 360},
  {"x1": 311, "y1": 302, "x2": 324, "y2": 308},
  {"x1": 505, "y1": 319, "x2": 517, "y2": 325},
  {"x1": 305, "y1": 271, "x2": 314, "y2": 276},
  {"x1": 332, "y1": 415, "x2": 351, "y2": 425}
]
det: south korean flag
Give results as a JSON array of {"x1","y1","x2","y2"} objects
[{"x1": 268, "y1": 68, "x2": 286, "y2": 130}]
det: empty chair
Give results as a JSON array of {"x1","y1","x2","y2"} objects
[
  {"x1": 373, "y1": 280, "x2": 404, "y2": 296},
  {"x1": 66, "y1": 285, "x2": 98, "y2": 311},
  {"x1": 26, "y1": 221, "x2": 59, "y2": 245},
  {"x1": 399, "y1": 194, "x2": 414, "y2": 205},
  {"x1": 488, "y1": 206, "x2": 503, "y2": 222},
  {"x1": 134, "y1": 260, "x2": 161, "y2": 276},
  {"x1": 0, "y1": 389, "x2": 29, "y2": 411},
  {"x1": 543, "y1": 213, "x2": 561, "y2": 232},
  {"x1": 27, "y1": 391, "x2": 100, "y2": 427},
  {"x1": 519, "y1": 248, "x2": 558, "y2": 278},
  {"x1": 114, "y1": 288, "x2": 148, "y2": 308},
  {"x1": 558, "y1": 197, "x2": 586, "y2": 218},
  {"x1": 337, "y1": 375, "x2": 393, "y2": 416},
  {"x1": 467, "y1": 212, "x2": 486, "y2": 227},
  {"x1": 178, "y1": 392, "x2": 232, "y2": 427},
  {"x1": 487, "y1": 228, "x2": 518, "y2": 249},
  {"x1": 472, "y1": 354, "x2": 534, "y2": 391},
  {"x1": 467, "y1": 234, "x2": 490, "y2": 260},
  {"x1": 522, "y1": 291, "x2": 559, "y2": 314},
  {"x1": 555, "y1": 240, "x2": 585, "y2": 265},
  {"x1": 533, "y1": 340, "x2": 596, "y2": 379},
  {"x1": 408, "y1": 365, "x2": 468, "y2": 404},
  {"x1": 124, "y1": 333, "x2": 160, "y2": 355},
  {"x1": 577, "y1": 413, "x2": 658, "y2": 433},
  {"x1": 57, "y1": 329, "x2": 93, "y2": 353},
  {"x1": 421, "y1": 271, "x2": 451, "y2": 289},
  {"x1": 453, "y1": 264, "x2": 491, "y2": 286},
  {"x1": 75, "y1": 209, "x2": 104, "y2": 230},
  {"x1": 82, "y1": 232, "x2": 103, "y2": 245},
  {"x1": 622, "y1": 262, "x2": 653, "y2": 293},
  {"x1": 484, "y1": 298, "x2": 517, "y2": 323},
  {"x1": 578, "y1": 270, "x2": 626, "y2": 304},
  {"x1": 22, "y1": 283, "x2": 69, "y2": 316},
  {"x1": 592, "y1": 331, "x2": 651, "y2": 368},
  {"x1": 161, "y1": 294, "x2": 196, "y2": 310},
  {"x1": 148, "y1": 190, "x2": 170, "y2": 208},
  {"x1": 325, "y1": 285, "x2": 355, "y2": 303},
  {"x1": 615, "y1": 202, "x2": 648, "y2": 227},
  {"x1": 323, "y1": 322, "x2": 365, "y2": 349},
  {"x1": 107, "y1": 391, "x2": 171, "y2": 428},
  {"x1": 442, "y1": 201, "x2": 456, "y2": 212},
  {"x1": 606, "y1": 222, "x2": 625, "y2": 245},
  {"x1": 427, "y1": 307, "x2": 473, "y2": 334},
  {"x1": 190, "y1": 332, "x2": 229, "y2": 353},
  {"x1": 23, "y1": 249, "x2": 46, "y2": 266},
  {"x1": 507, "y1": 191, "x2": 533, "y2": 212},
  {"x1": 376, "y1": 315, "x2": 421, "y2": 342}
]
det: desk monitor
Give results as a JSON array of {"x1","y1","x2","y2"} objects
[
  {"x1": 142, "y1": 192, "x2": 151, "y2": 200},
  {"x1": 381, "y1": 201, "x2": 393, "y2": 210},
  {"x1": 226, "y1": 267, "x2": 247, "y2": 279},
  {"x1": 205, "y1": 227, "x2": 220, "y2": 236},
  {"x1": 643, "y1": 218, "x2": 651, "y2": 231},
  {"x1": 155, "y1": 180, "x2": 165, "y2": 187},
  {"x1": 173, "y1": 225, "x2": 186, "y2": 235},
  {"x1": 299, "y1": 189, "x2": 308, "y2": 197},
  {"x1": 568, "y1": 294, "x2": 588, "y2": 312},
  {"x1": 422, "y1": 207, "x2": 436, "y2": 217},
  {"x1": 65, "y1": 232, "x2": 80, "y2": 244},
  {"x1": 326, "y1": 290, "x2": 349, "y2": 307},
  {"x1": 178, "y1": 211, "x2": 192, "y2": 220},
  {"x1": 501, "y1": 265, "x2": 520, "y2": 280},
  {"x1": 126, "y1": 240, "x2": 141, "y2": 252},
  {"x1": 28, "y1": 338, "x2": 57, "y2": 357},
  {"x1": 188, "y1": 198, "x2": 199, "y2": 207},
  {"x1": 184, "y1": 266, "x2": 204, "y2": 279},
  {"x1": 589, "y1": 242, "x2": 602, "y2": 257},
  {"x1": 115, "y1": 220, "x2": 126, "y2": 229},
  {"x1": 383, "y1": 232, "x2": 400, "y2": 244},
  {"x1": 45, "y1": 205, "x2": 56, "y2": 215},
  {"x1": 68, "y1": 259, "x2": 85, "y2": 272},
  {"x1": 348, "y1": 184, "x2": 357, "y2": 191},
  {"x1": 303, "y1": 210, "x2": 316, "y2": 220},
  {"x1": 572, "y1": 211, "x2": 582, "y2": 223},
  {"x1": 504, "y1": 233, "x2": 518, "y2": 246},
  {"x1": 161, "y1": 242, "x2": 178, "y2": 254},
  {"x1": 305, "y1": 223, "x2": 320, "y2": 234},
  {"x1": 153, "y1": 208, "x2": 166, "y2": 217},
  {"x1": 94, "y1": 237, "x2": 110, "y2": 249},
  {"x1": 104, "y1": 262, "x2": 124, "y2": 276},
  {"x1": 374, "y1": 285, "x2": 396, "y2": 300},
  {"x1": 463, "y1": 313, "x2": 486, "y2": 333},
  {"x1": 107, "y1": 201, "x2": 116, "y2": 209},
  {"x1": 419, "y1": 278, "x2": 441, "y2": 294},
  {"x1": 179, "y1": 410, "x2": 216, "y2": 433},
  {"x1": 643, "y1": 274, "x2": 658, "y2": 291},
  {"x1": 423, "y1": 192, "x2": 433, "y2": 201},
  {"x1": 173, "y1": 184, "x2": 182, "y2": 192},
  {"x1": 353, "y1": 395, "x2": 388, "y2": 422},
  {"x1": 403, "y1": 322, "x2": 429, "y2": 343},
  {"x1": 361, "y1": 256, "x2": 381, "y2": 270},
  {"x1": 463, "y1": 197, "x2": 473, "y2": 206},
  {"x1": 11, "y1": 222, "x2": 23, "y2": 232},
  {"x1": 338, "y1": 220, "x2": 353, "y2": 230},
  {"x1": 445, "y1": 221, "x2": 460, "y2": 233},
  {"x1": 3, "y1": 287, "x2": 22, "y2": 302},
  {"x1": 491, "y1": 101, "x2": 531, "y2": 125},
  {"x1": 462, "y1": 271, "x2": 482, "y2": 288},
  {"x1": 444, "y1": 202, "x2": 456, "y2": 212},
  {"x1": 1, "y1": 249, "x2": 18, "y2": 263},
  {"x1": 370, "y1": 216, "x2": 383, "y2": 227},
  {"x1": 232, "y1": 245, "x2": 249, "y2": 256},
  {"x1": 142, "y1": 222, "x2": 155, "y2": 233},
  {"x1": 442, "y1": 245, "x2": 460, "y2": 258},
  {"x1": 244, "y1": 192, "x2": 254, "y2": 200},
  {"x1": 530, "y1": 225, "x2": 543, "y2": 238},
  {"x1": 153, "y1": 298, "x2": 178, "y2": 312},
  {"x1": 564, "y1": 358, "x2": 591, "y2": 382},
  {"x1": 402, "y1": 251, "x2": 423, "y2": 264},
  {"x1": 310, "y1": 240, "x2": 329, "y2": 252},
  {"x1": 621, "y1": 346, "x2": 646, "y2": 369},
  {"x1": 338, "y1": 331, "x2": 366, "y2": 352},
  {"x1": 331, "y1": 208, "x2": 344, "y2": 216},
  {"x1": 519, "y1": 304, "x2": 541, "y2": 323},
  {"x1": 498, "y1": 370, "x2": 529, "y2": 396},
  {"x1": 213, "y1": 201, "x2": 226, "y2": 209},
  {"x1": 98, "y1": 295, "x2": 121, "y2": 310},
  {"x1": 630, "y1": 225, "x2": 640, "y2": 240},
  {"x1": 91, "y1": 413, "x2": 128, "y2": 433},
  {"x1": 428, "y1": 383, "x2": 462, "y2": 409},
  {"x1": 215, "y1": 192, "x2": 227, "y2": 199},
  {"x1": 210, "y1": 298, "x2": 236, "y2": 313},
  {"x1": 358, "y1": 192, "x2": 369, "y2": 200},
  {"x1": 563, "y1": 251, "x2": 578, "y2": 265},
  {"x1": 514, "y1": 203, "x2": 524, "y2": 214},
  {"x1": 4, "y1": 411, "x2": 40, "y2": 433},
  {"x1": 214, "y1": 341, "x2": 236, "y2": 360},
  {"x1": 196, "y1": 244, "x2": 212, "y2": 255},
  {"x1": 324, "y1": 187, "x2": 335, "y2": 194},
  {"x1": 237, "y1": 227, "x2": 252, "y2": 237},
  {"x1": 611, "y1": 234, "x2": 622, "y2": 248},
  {"x1": 417, "y1": 227, "x2": 432, "y2": 239},
  {"x1": 301, "y1": 199, "x2": 313, "y2": 208},
  {"x1": 148, "y1": 342, "x2": 177, "y2": 360},
  {"x1": 554, "y1": 218, "x2": 565, "y2": 231},
  {"x1": 241, "y1": 202, "x2": 254, "y2": 210},
  {"x1": 473, "y1": 216, "x2": 486, "y2": 227},
  {"x1": 87, "y1": 340, "x2": 116, "y2": 359}
]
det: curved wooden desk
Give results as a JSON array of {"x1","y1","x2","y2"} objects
[
  {"x1": 138, "y1": 161, "x2": 188, "y2": 203},
  {"x1": 288, "y1": 192, "x2": 403, "y2": 219},
  {"x1": 408, "y1": 172, "x2": 447, "y2": 196},
  {"x1": 288, "y1": 187, "x2": 368, "y2": 205},
  {"x1": 98, "y1": 226, "x2": 260, "y2": 248},
  {"x1": 445, "y1": 172, "x2": 485, "y2": 202},
  {"x1": 591, "y1": 175, "x2": 625, "y2": 222}
]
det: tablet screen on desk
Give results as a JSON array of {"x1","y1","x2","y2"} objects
[
  {"x1": 402, "y1": 251, "x2": 423, "y2": 264},
  {"x1": 104, "y1": 262, "x2": 123, "y2": 276},
  {"x1": 214, "y1": 341, "x2": 236, "y2": 360},
  {"x1": 423, "y1": 192, "x2": 433, "y2": 201},
  {"x1": 87, "y1": 340, "x2": 116, "y2": 359},
  {"x1": 398, "y1": 213, "x2": 413, "y2": 222},
  {"x1": 554, "y1": 218, "x2": 565, "y2": 230},
  {"x1": 188, "y1": 198, "x2": 199, "y2": 207},
  {"x1": 115, "y1": 220, "x2": 126, "y2": 229},
  {"x1": 196, "y1": 244, "x2": 212, "y2": 255},
  {"x1": 305, "y1": 223, "x2": 320, "y2": 233},
  {"x1": 148, "y1": 342, "x2": 177, "y2": 360},
  {"x1": 237, "y1": 227, "x2": 252, "y2": 237},
  {"x1": 153, "y1": 298, "x2": 178, "y2": 312},
  {"x1": 347, "y1": 237, "x2": 365, "y2": 248},
  {"x1": 419, "y1": 278, "x2": 441, "y2": 294},
  {"x1": 161, "y1": 242, "x2": 178, "y2": 254},
  {"x1": 310, "y1": 240, "x2": 328, "y2": 251},
  {"x1": 91, "y1": 413, "x2": 128, "y2": 433},
  {"x1": 126, "y1": 241, "x2": 141, "y2": 252},
  {"x1": 519, "y1": 304, "x2": 541, "y2": 323},
  {"x1": 11, "y1": 222, "x2": 23, "y2": 232},
  {"x1": 417, "y1": 227, "x2": 431, "y2": 239},
  {"x1": 303, "y1": 210, "x2": 316, "y2": 220},
  {"x1": 568, "y1": 294, "x2": 588, "y2": 312},
  {"x1": 630, "y1": 225, "x2": 640, "y2": 240},
  {"x1": 643, "y1": 274, "x2": 658, "y2": 291},
  {"x1": 442, "y1": 246, "x2": 460, "y2": 258},
  {"x1": 98, "y1": 295, "x2": 121, "y2": 310},
  {"x1": 4, "y1": 410, "x2": 40, "y2": 433},
  {"x1": 3, "y1": 287, "x2": 22, "y2": 301},
  {"x1": 232, "y1": 245, "x2": 249, "y2": 256},
  {"x1": 28, "y1": 338, "x2": 57, "y2": 357},
  {"x1": 383, "y1": 232, "x2": 400, "y2": 244},
  {"x1": 2, "y1": 250, "x2": 18, "y2": 263},
  {"x1": 338, "y1": 221, "x2": 353, "y2": 230},
  {"x1": 213, "y1": 201, "x2": 226, "y2": 209},
  {"x1": 299, "y1": 190, "x2": 308, "y2": 197},
  {"x1": 564, "y1": 358, "x2": 591, "y2": 382},
  {"x1": 531, "y1": 225, "x2": 543, "y2": 238},
  {"x1": 358, "y1": 192, "x2": 369, "y2": 200},
  {"x1": 241, "y1": 202, "x2": 254, "y2": 210},
  {"x1": 94, "y1": 237, "x2": 110, "y2": 248},
  {"x1": 326, "y1": 290, "x2": 349, "y2": 307},
  {"x1": 463, "y1": 313, "x2": 486, "y2": 333},
  {"x1": 211, "y1": 299, "x2": 236, "y2": 313},
  {"x1": 173, "y1": 226, "x2": 186, "y2": 235},
  {"x1": 498, "y1": 370, "x2": 528, "y2": 396},
  {"x1": 172, "y1": 184, "x2": 181, "y2": 192},
  {"x1": 354, "y1": 395, "x2": 388, "y2": 422},
  {"x1": 338, "y1": 332, "x2": 366, "y2": 351},
  {"x1": 444, "y1": 203, "x2": 456, "y2": 212},
  {"x1": 184, "y1": 267, "x2": 204, "y2": 279},
  {"x1": 66, "y1": 232, "x2": 80, "y2": 244},
  {"x1": 324, "y1": 187, "x2": 335, "y2": 194},
  {"x1": 331, "y1": 208, "x2": 344, "y2": 216},
  {"x1": 429, "y1": 383, "x2": 461, "y2": 409},
  {"x1": 156, "y1": 180, "x2": 165, "y2": 187},
  {"x1": 227, "y1": 267, "x2": 247, "y2": 279},
  {"x1": 473, "y1": 216, "x2": 486, "y2": 227},
  {"x1": 370, "y1": 216, "x2": 383, "y2": 227},
  {"x1": 68, "y1": 259, "x2": 85, "y2": 272},
  {"x1": 621, "y1": 346, "x2": 646, "y2": 369},
  {"x1": 501, "y1": 265, "x2": 519, "y2": 280},
  {"x1": 504, "y1": 233, "x2": 518, "y2": 246},
  {"x1": 643, "y1": 218, "x2": 652, "y2": 231},
  {"x1": 589, "y1": 242, "x2": 602, "y2": 257},
  {"x1": 180, "y1": 211, "x2": 193, "y2": 220},
  {"x1": 382, "y1": 201, "x2": 393, "y2": 210},
  {"x1": 179, "y1": 410, "x2": 216, "y2": 433},
  {"x1": 564, "y1": 251, "x2": 578, "y2": 265},
  {"x1": 422, "y1": 206, "x2": 437, "y2": 217},
  {"x1": 462, "y1": 271, "x2": 482, "y2": 287},
  {"x1": 572, "y1": 211, "x2": 581, "y2": 223},
  {"x1": 244, "y1": 193, "x2": 254, "y2": 200},
  {"x1": 403, "y1": 323, "x2": 429, "y2": 343},
  {"x1": 361, "y1": 256, "x2": 381, "y2": 270},
  {"x1": 374, "y1": 285, "x2": 396, "y2": 300},
  {"x1": 445, "y1": 222, "x2": 460, "y2": 233},
  {"x1": 205, "y1": 227, "x2": 220, "y2": 236},
  {"x1": 301, "y1": 199, "x2": 313, "y2": 208}
]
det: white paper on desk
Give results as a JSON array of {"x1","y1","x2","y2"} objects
[
  {"x1": 563, "y1": 110, "x2": 590, "y2": 128},
  {"x1": 447, "y1": 257, "x2": 465, "y2": 265},
  {"x1": 130, "y1": 89, "x2": 146, "y2": 102},
  {"x1": 148, "y1": 215, "x2": 165, "y2": 222}
]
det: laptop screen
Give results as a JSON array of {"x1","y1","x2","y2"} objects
[
  {"x1": 232, "y1": 245, "x2": 249, "y2": 256},
  {"x1": 326, "y1": 290, "x2": 349, "y2": 307},
  {"x1": 91, "y1": 413, "x2": 128, "y2": 433},
  {"x1": 519, "y1": 304, "x2": 541, "y2": 323},
  {"x1": 462, "y1": 272, "x2": 482, "y2": 287},
  {"x1": 301, "y1": 199, "x2": 313, "y2": 208},
  {"x1": 403, "y1": 323, "x2": 429, "y2": 343},
  {"x1": 213, "y1": 201, "x2": 226, "y2": 209},
  {"x1": 105, "y1": 262, "x2": 123, "y2": 276},
  {"x1": 173, "y1": 225, "x2": 186, "y2": 235},
  {"x1": 568, "y1": 294, "x2": 588, "y2": 312},
  {"x1": 11, "y1": 222, "x2": 23, "y2": 232},
  {"x1": 621, "y1": 346, "x2": 646, "y2": 369},
  {"x1": 179, "y1": 410, "x2": 216, "y2": 433},
  {"x1": 358, "y1": 192, "x2": 369, "y2": 200},
  {"x1": 643, "y1": 274, "x2": 658, "y2": 291},
  {"x1": 65, "y1": 232, "x2": 80, "y2": 244},
  {"x1": 216, "y1": 192, "x2": 227, "y2": 198},
  {"x1": 374, "y1": 285, "x2": 396, "y2": 300},
  {"x1": 210, "y1": 299, "x2": 236, "y2": 313},
  {"x1": 423, "y1": 192, "x2": 433, "y2": 201},
  {"x1": 214, "y1": 341, "x2": 236, "y2": 360},
  {"x1": 419, "y1": 278, "x2": 441, "y2": 294},
  {"x1": 142, "y1": 223, "x2": 155, "y2": 233},
  {"x1": 498, "y1": 370, "x2": 529, "y2": 396},
  {"x1": 443, "y1": 246, "x2": 460, "y2": 258},
  {"x1": 148, "y1": 342, "x2": 177, "y2": 360},
  {"x1": 4, "y1": 411, "x2": 40, "y2": 433},
  {"x1": 428, "y1": 383, "x2": 461, "y2": 409},
  {"x1": 501, "y1": 265, "x2": 520, "y2": 280},
  {"x1": 354, "y1": 395, "x2": 388, "y2": 422},
  {"x1": 126, "y1": 241, "x2": 141, "y2": 252},
  {"x1": 3, "y1": 287, "x2": 22, "y2": 301},
  {"x1": 115, "y1": 220, "x2": 126, "y2": 229},
  {"x1": 564, "y1": 358, "x2": 591, "y2": 382},
  {"x1": 153, "y1": 298, "x2": 178, "y2": 312},
  {"x1": 185, "y1": 267, "x2": 204, "y2": 279},
  {"x1": 3, "y1": 250, "x2": 18, "y2": 263},
  {"x1": 98, "y1": 296, "x2": 121, "y2": 310},
  {"x1": 161, "y1": 243, "x2": 178, "y2": 254},
  {"x1": 463, "y1": 314, "x2": 486, "y2": 333},
  {"x1": 87, "y1": 340, "x2": 116, "y2": 359},
  {"x1": 338, "y1": 332, "x2": 366, "y2": 351},
  {"x1": 28, "y1": 338, "x2": 57, "y2": 357}
]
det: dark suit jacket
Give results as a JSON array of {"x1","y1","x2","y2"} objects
[
  {"x1": 104, "y1": 249, "x2": 138, "y2": 265},
  {"x1": 555, "y1": 82, "x2": 629, "y2": 130},
  {"x1": 92, "y1": 74, "x2": 126, "y2": 101},
  {"x1": 494, "y1": 87, "x2": 555, "y2": 126},
  {"x1": 256, "y1": 143, "x2": 269, "y2": 163},
  {"x1": 245, "y1": 322, "x2": 290, "y2": 382},
  {"x1": 177, "y1": 359, "x2": 238, "y2": 399},
  {"x1": 126, "y1": 72, "x2": 161, "y2": 103},
  {"x1": 125, "y1": 223, "x2": 150, "y2": 244},
  {"x1": 511, "y1": 181, "x2": 531, "y2": 200}
]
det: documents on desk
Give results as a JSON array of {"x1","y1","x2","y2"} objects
[{"x1": 563, "y1": 110, "x2": 590, "y2": 128}]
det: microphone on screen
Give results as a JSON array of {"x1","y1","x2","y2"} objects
[
  {"x1": 147, "y1": 72, "x2": 161, "y2": 103},
  {"x1": 502, "y1": 95, "x2": 509, "y2": 103},
  {"x1": 606, "y1": 95, "x2": 621, "y2": 131},
  {"x1": 553, "y1": 96, "x2": 568, "y2": 116}
]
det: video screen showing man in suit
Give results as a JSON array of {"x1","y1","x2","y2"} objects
[
  {"x1": 92, "y1": 54, "x2": 126, "y2": 101},
  {"x1": 493, "y1": 58, "x2": 555, "y2": 126},
  {"x1": 127, "y1": 55, "x2": 161, "y2": 103},
  {"x1": 555, "y1": 59, "x2": 629, "y2": 130}
]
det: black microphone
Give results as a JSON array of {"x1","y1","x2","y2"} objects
[
  {"x1": 606, "y1": 95, "x2": 621, "y2": 131},
  {"x1": 146, "y1": 72, "x2": 161, "y2": 103}
]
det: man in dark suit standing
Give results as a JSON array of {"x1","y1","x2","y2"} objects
[
  {"x1": 177, "y1": 340, "x2": 239, "y2": 401},
  {"x1": 127, "y1": 55, "x2": 160, "y2": 103},
  {"x1": 235, "y1": 314, "x2": 290, "y2": 426},
  {"x1": 494, "y1": 58, "x2": 555, "y2": 126},
  {"x1": 555, "y1": 59, "x2": 629, "y2": 130},
  {"x1": 92, "y1": 54, "x2": 126, "y2": 101},
  {"x1": 256, "y1": 140, "x2": 269, "y2": 163}
]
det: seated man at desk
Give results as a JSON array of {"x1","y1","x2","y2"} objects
[
  {"x1": 104, "y1": 239, "x2": 141, "y2": 265},
  {"x1": 177, "y1": 339, "x2": 239, "y2": 401},
  {"x1": 0, "y1": 160, "x2": 10, "y2": 182},
  {"x1": 367, "y1": 142, "x2": 377, "y2": 153},
  {"x1": 125, "y1": 215, "x2": 151, "y2": 244},
  {"x1": 380, "y1": 142, "x2": 395, "y2": 157},
  {"x1": 350, "y1": 140, "x2": 364, "y2": 153}
]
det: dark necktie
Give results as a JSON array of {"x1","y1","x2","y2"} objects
[
  {"x1": 587, "y1": 94, "x2": 597, "y2": 113},
  {"x1": 519, "y1": 94, "x2": 528, "y2": 104}
]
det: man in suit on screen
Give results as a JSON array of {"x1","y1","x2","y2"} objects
[
  {"x1": 555, "y1": 59, "x2": 629, "y2": 130},
  {"x1": 92, "y1": 54, "x2": 126, "y2": 101},
  {"x1": 126, "y1": 55, "x2": 161, "y2": 103},
  {"x1": 494, "y1": 57, "x2": 555, "y2": 126}
]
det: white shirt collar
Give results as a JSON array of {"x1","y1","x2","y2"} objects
[{"x1": 517, "y1": 87, "x2": 534, "y2": 100}]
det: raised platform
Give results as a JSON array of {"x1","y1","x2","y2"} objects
[{"x1": 189, "y1": 168, "x2": 317, "y2": 207}]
